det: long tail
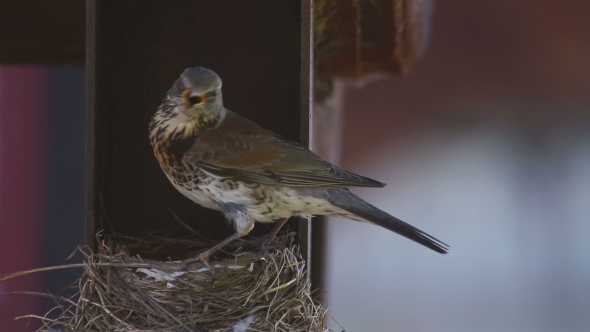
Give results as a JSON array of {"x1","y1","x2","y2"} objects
[{"x1": 326, "y1": 189, "x2": 449, "y2": 254}]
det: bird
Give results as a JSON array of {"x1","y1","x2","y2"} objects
[{"x1": 149, "y1": 66, "x2": 448, "y2": 265}]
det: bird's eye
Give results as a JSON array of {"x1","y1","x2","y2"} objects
[{"x1": 188, "y1": 95, "x2": 203, "y2": 105}]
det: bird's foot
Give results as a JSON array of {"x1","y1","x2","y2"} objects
[
  {"x1": 181, "y1": 251, "x2": 216, "y2": 281},
  {"x1": 257, "y1": 237, "x2": 284, "y2": 254}
]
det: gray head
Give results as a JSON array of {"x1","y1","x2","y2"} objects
[{"x1": 168, "y1": 67, "x2": 224, "y2": 121}]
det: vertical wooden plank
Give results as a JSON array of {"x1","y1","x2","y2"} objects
[
  {"x1": 300, "y1": 0, "x2": 314, "y2": 271},
  {"x1": 85, "y1": 0, "x2": 98, "y2": 247},
  {"x1": 86, "y1": 0, "x2": 312, "y2": 254}
]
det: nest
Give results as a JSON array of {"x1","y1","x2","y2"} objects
[{"x1": 10, "y1": 231, "x2": 334, "y2": 332}]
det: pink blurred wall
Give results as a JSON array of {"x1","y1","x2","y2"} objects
[{"x1": 0, "y1": 67, "x2": 47, "y2": 331}]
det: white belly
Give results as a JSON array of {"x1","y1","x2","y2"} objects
[
  {"x1": 166, "y1": 173, "x2": 220, "y2": 211},
  {"x1": 165, "y1": 171, "x2": 351, "y2": 224}
]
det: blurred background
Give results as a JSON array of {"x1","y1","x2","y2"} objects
[
  {"x1": 0, "y1": 68, "x2": 85, "y2": 331},
  {"x1": 322, "y1": 1, "x2": 590, "y2": 331},
  {"x1": 1, "y1": 0, "x2": 589, "y2": 331}
]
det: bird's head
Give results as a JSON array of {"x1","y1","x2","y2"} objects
[{"x1": 167, "y1": 67, "x2": 225, "y2": 130}]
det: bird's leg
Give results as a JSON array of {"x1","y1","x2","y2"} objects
[
  {"x1": 259, "y1": 217, "x2": 290, "y2": 252},
  {"x1": 182, "y1": 219, "x2": 254, "y2": 279},
  {"x1": 183, "y1": 232, "x2": 242, "y2": 265}
]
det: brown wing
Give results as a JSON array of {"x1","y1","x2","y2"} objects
[{"x1": 184, "y1": 110, "x2": 385, "y2": 188}]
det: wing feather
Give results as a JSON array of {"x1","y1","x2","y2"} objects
[{"x1": 184, "y1": 110, "x2": 385, "y2": 188}]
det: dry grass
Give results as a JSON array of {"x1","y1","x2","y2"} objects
[{"x1": 2, "y1": 231, "x2": 334, "y2": 332}]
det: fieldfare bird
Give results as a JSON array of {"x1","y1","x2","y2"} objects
[{"x1": 149, "y1": 67, "x2": 448, "y2": 265}]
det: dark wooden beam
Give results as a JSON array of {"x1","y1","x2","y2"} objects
[
  {"x1": 86, "y1": 0, "x2": 313, "y2": 261},
  {"x1": 0, "y1": 0, "x2": 84, "y2": 65}
]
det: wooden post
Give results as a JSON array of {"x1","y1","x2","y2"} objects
[{"x1": 86, "y1": 0, "x2": 313, "y2": 262}]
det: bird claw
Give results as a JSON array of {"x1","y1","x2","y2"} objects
[
  {"x1": 257, "y1": 245, "x2": 268, "y2": 254},
  {"x1": 181, "y1": 252, "x2": 216, "y2": 282},
  {"x1": 257, "y1": 237, "x2": 271, "y2": 254},
  {"x1": 257, "y1": 238, "x2": 283, "y2": 254},
  {"x1": 203, "y1": 259, "x2": 217, "y2": 282}
]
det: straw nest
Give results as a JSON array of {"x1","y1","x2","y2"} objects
[{"x1": 16, "y1": 231, "x2": 333, "y2": 332}]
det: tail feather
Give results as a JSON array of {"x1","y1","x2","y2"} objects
[{"x1": 326, "y1": 189, "x2": 449, "y2": 254}]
